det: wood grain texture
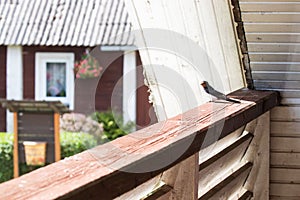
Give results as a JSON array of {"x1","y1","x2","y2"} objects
[
  {"x1": 0, "y1": 89, "x2": 278, "y2": 199},
  {"x1": 271, "y1": 168, "x2": 300, "y2": 184},
  {"x1": 162, "y1": 154, "x2": 199, "y2": 200},
  {"x1": 244, "y1": 112, "x2": 270, "y2": 199},
  {"x1": 243, "y1": 13, "x2": 300, "y2": 23},
  {"x1": 270, "y1": 183, "x2": 300, "y2": 197},
  {"x1": 254, "y1": 80, "x2": 300, "y2": 90},
  {"x1": 13, "y1": 112, "x2": 19, "y2": 178},
  {"x1": 54, "y1": 113, "x2": 61, "y2": 162},
  {"x1": 271, "y1": 121, "x2": 300, "y2": 137},
  {"x1": 250, "y1": 53, "x2": 300, "y2": 62},
  {"x1": 271, "y1": 152, "x2": 300, "y2": 168},
  {"x1": 251, "y1": 63, "x2": 300, "y2": 72},
  {"x1": 246, "y1": 33, "x2": 300, "y2": 43},
  {"x1": 271, "y1": 107, "x2": 300, "y2": 121},
  {"x1": 252, "y1": 72, "x2": 300, "y2": 81},
  {"x1": 271, "y1": 137, "x2": 300, "y2": 153},
  {"x1": 248, "y1": 43, "x2": 300, "y2": 53},
  {"x1": 245, "y1": 23, "x2": 300, "y2": 33},
  {"x1": 240, "y1": 2, "x2": 300, "y2": 12}
]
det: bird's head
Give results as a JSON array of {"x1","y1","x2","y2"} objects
[{"x1": 200, "y1": 81, "x2": 209, "y2": 93}]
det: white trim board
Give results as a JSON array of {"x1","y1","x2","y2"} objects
[
  {"x1": 6, "y1": 46, "x2": 23, "y2": 132},
  {"x1": 123, "y1": 51, "x2": 137, "y2": 126}
]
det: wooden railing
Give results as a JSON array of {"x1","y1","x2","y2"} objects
[{"x1": 0, "y1": 89, "x2": 279, "y2": 200}]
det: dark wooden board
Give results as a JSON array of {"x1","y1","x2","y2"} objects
[{"x1": 17, "y1": 113, "x2": 55, "y2": 164}]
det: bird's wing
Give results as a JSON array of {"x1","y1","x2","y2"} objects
[{"x1": 207, "y1": 85, "x2": 227, "y2": 100}]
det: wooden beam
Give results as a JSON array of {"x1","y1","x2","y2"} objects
[
  {"x1": 54, "y1": 113, "x2": 61, "y2": 162},
  {"x1": 243, "y1": 112, "x2": 270, "y2": 199},
  {"x1": 13, "y1": 112, "x2": 19, "y2": 178},
  {"x1": 0, "y1": 89, "x2": 279, "y2": 199}
]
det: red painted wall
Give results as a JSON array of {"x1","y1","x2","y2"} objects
[
  {"x1": 136, "y1": 53, "x2": 158, "y2": 129},
  {"x1": 22, "y1": 46, "x2": 86, "y2": 99},
  {"x1": 0, "y1": 46, "x2": 155, "y2": 132},
  {"x1": 22, "y1": 46, "x2": 124, "y2": 114}
]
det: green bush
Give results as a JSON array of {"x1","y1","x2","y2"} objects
[
  {"x1": 0, "y1": 133, "x2": 13, "y2": 183},
  {"x1": 0, "y1": 131, "x2": 97, "y2": 183},
  {"x1": 91, "y1": 111, "x2": 135, "y2": 142},
  {"x1": 60, "y1": 131, "x2": 97, "y2": 158}
]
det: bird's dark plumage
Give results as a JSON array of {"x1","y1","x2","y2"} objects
[{"x1": 201, "y1": 81, "x2": 240, "y2": 103}]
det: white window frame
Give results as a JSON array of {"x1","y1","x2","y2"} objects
[{"x1": 35, "y1": 52, "x2": 75, "y2": 109}]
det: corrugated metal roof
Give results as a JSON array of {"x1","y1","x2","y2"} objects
[{"x1": 0, "y1": 0, "x2": 133, "y2": 46}]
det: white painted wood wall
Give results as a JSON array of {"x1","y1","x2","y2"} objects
[
  {"x1": 125, "y1": 0, "x2": 245, "y2": 120},
  {"x1": 240, "y1": 0, "x2": 300, "y2": 198}
]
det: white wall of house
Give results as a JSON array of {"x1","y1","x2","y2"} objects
[
  {"x1": 6, "y1": 46, "x2": 23, "y2": 132},
  {"x1": 123, "y1": 51, "x2": 137, "y2": 125}
]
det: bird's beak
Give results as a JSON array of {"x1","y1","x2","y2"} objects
[{"x1": 201, "y1": 82, "x2": 206, "y2": 87}]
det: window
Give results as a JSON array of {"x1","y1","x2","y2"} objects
[{"x1": 35, "y1": 53, "x2": 74, "y2": 109}]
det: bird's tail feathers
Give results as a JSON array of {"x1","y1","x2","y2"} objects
[{"x1": 225, "y1": 97, "x2": 241, "y2": 103}]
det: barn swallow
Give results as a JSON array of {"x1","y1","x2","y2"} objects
[{"x1": 201, "y1": 81, "x2": 240, "y2": 103}]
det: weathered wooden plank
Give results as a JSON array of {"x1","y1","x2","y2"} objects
[
  {"x1": 240, "y1": 0, "x2": 300, "y2": 2},
  {"x1": 254, "y1": 80, "x2": 300, "y2": 90},
  {"x1": 271, "y1": 122, "x2": 300, "y2": 137},
  {"x1": 271, "y1": 137, "x2": 300, "y2": 153},
  {"x1": 240, "y1": 2, "x2": 300, "y2": 12},
  {"x1": 271, "y1": 168, "x2": 300, "y2": 184},
  {"x1": 271, "y1": 152, "x2": 300, "y2": 168},
  {"x1": 271, "y1": 107, "x2": 300, "y2": 121},
  {"x1": 244, "y1": 112, "x2": 270, "y2": 199},
  {"x1": 13, "y1": 112, "x2": 18, "y2": 178},
  {"x1": 250, "y1": 53, "x2": 300, "y2": 62},
  {"x1": 251, "y1": 63, "x2": 300, "y2": 72},
  {"x1": 199, "y1": 162, "x2": 252, "y2": 200},
  {"x1": 238, "y1": 189, "x2": 253, "y2": 200},
  {"x1": 116, "y1": 176, "x2": 162, "y2": 200},
  {"x1": 208, "y1": 171, "x2": 252, "y2": 200},
  {"x1": 243, "y1": 13, "x2": 300, "y2": 23},
  {"x1": 0, "y1": 90, "x2": 278, "y2": 199},
  {"x1": 248, "y1": 43, "x2": 300, "y2": 53},
  {"x1": 199, "y1": 126, "x2": 245, "y2": 164},
  {"x1": 252, "y1": 72, "x2": 300, "y2": 80},
  {"x1": 281, "y1": 98, "x2": 300, "y2": 105},
  {"x1": 244, "y1": 23, "x2": 300, "y2": 33},
  {"x1": 246, "y1": 33, "x2": 300, "y2": 43},
  {"x1": 199, "y1": 130, "x2": 252, "y2": 169},
  {"x1": 270, "y1": 196, "x2": 300, "y2": 200},
  {"x1": 198, "y1": 139, "x2": 251, "y2": 198},
  {"x1": 270, "y1": 183, "x2": 300, "y2": 196},
  {"x1": 143, "y1": 184, "x2": 172, "y2": 200},
  {"x1": 279, "y1": 90, "x2": 300, "y2": 98},
  {"x1": 54, "y1": 113, "x2": 60, "y2": 162},
  {"x1": 162, "y1": 154, "x2": 198, "y2": 200}
]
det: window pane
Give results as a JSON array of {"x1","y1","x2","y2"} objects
[{"x1": 46, "y1": 62, "x2": 66, "y2": 97}]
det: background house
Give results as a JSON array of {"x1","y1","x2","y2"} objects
[{"x1": 0, "y1": 0, "x2": 155, "y2": 132}]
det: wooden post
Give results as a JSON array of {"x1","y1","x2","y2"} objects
[
  {"x1": 13, "y1": 112, "x2": 19, "y2": 178},
  {"x1": 162, "y1": 153, "x2": 199, "y2": 199},
  {"x1": 54, "y1": 113, "x2": 61, "y2": 162},
  {"x1": 244, "y1": 112, "x2": 270, "y2": 199}
]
